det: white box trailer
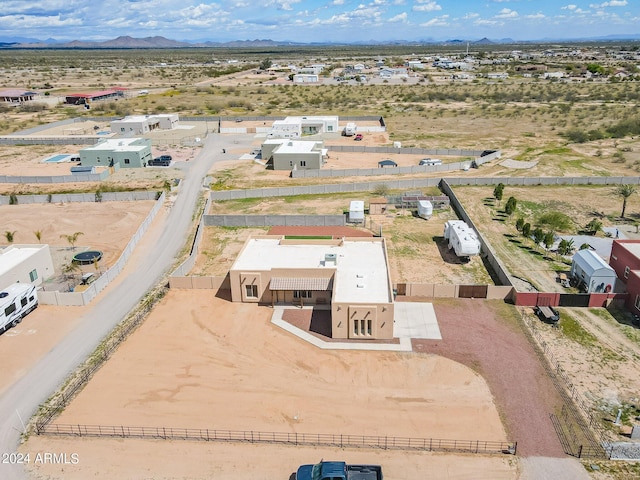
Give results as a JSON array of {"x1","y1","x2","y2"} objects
[
  {"x1": 349, "y1": 200, "x2": 365, "y2": 223},
  {"x1": 0, "y1": 283, "x2": 38, "y2": 333},
  {"x1": 417, "y1": 200, "x2": 433, "y2": 219},
  {"x1": 570, "y1": 249, "x2": 617, "y2": 293},
  {"x1": 444, "y1": 220, "x2": 481, "y2": 258}
]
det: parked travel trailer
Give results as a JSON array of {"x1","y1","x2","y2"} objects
[
  {"x1": 570, "y1": 249, "x2": 617, "y2": 293},
  {"x1": 417, "y1": 200, "x2": 433, "y2": 219},
  {"x1": 0, "y1": 283, "x2": 38, "y2": 333},
  {"x1": 349, "y1": 200, "x2": 365, "y2": 223},
  {"x1": 342, "y1": 123, "x2": 357, "y2": 136},
  {"x1": 444, "y1": 220, "x2": 481, "y2": 259}
]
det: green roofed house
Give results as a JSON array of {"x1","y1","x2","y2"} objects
[{"x1": 79, "y1": 138, "x2": 153, "y2": 168}]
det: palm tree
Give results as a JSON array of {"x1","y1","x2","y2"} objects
[
  {"x1": 614, "y1": 184, "x2": 636, "y2": 218},
  {"x1": 34, "y1": 230, "x2": 42, "y2": 243},
  {"x1": 558, "y1": 238, "x2": 575, "y2": 256},
  {"x1": 4, "y1": 230, "x2": 16, "y2": 243},
  {"x1": 60, "y1": 231, "x2": 84, "y2": 250}
]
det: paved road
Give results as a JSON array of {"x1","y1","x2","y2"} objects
[{"x1": 0, "y1": 134, "x2": 248, "y2": 479}]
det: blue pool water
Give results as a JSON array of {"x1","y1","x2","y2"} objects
[
  {"x1": 43, "y1": 154, "x2": 70, "y2": 163},
  {"x1": 97, "y1": 131, "x2": 110, "y2": 135}
]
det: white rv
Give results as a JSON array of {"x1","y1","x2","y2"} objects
[
  {"x1": 342, "y1": 123, "x2": 357, "y2": 136},
  {"x1": 444, "y1": 220, "x2": 481, "y2": 259},
  {"x1": 0, "y1": 283, "x2": 38, "y2": 333},
  {"x1": 417, "y1": 200, "x2": 433, "y2": 220}
]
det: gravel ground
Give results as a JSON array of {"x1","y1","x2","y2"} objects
[{"x1": 410, "y1": 297, "x2": 566, "y2": 457}]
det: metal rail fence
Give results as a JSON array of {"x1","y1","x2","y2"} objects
[
  {"x1": 520, "y1": 312, "x2": 611, "y2": 459},
  {"x1": 38, "y1": 424, "x2": 515, "y2": 455}
]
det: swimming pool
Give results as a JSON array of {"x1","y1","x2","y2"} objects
[{"x1": 43, "y1": 154, "x2": 71, "y2": 163}]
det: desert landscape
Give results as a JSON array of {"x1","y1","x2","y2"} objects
[{"x1": 1, "y1": 42, "x2": 640, "y2": 480}]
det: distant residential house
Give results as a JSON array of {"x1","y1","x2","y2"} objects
[
  {"x1": 79, "y1": 137, "x2": 152, "y2": 169},
  {"x1": 293, "y1": 74, "x2": 320, "y2": 84},
  {"x1": 406, "y1": 60, "x2": 424, "y2": 70},
  {"x1": 487, "y1": 72, "x2": 509, "y2": 80},
  {"x1": 110, "y1": 114, "x2": 179, "y2": 135},
  {"x1": 0, "y1": 89, "x2": 38, "y2": 104},
  {"x1": 267, "y1": 116, "x2": 339, "y2": 139},
  {"x1": 261, "y1": 139, "x2": 327, "y2": 171},
  {"x1": 379, "y1": 68, "x2": 408, "y2": 79},
  {"x1": 543, "y1": 72, "x2": 565, "y2": 79},
  {"x1": 65, "y1": 89, "x2": 124, "y2": 105}
]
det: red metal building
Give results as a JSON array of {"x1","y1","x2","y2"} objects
[{"x1": 609, "y1": 239, "x2": 640, "y2": 312}]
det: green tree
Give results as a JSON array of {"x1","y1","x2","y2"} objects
[
  {"x1": 60, "y1": 232, "x2": 84, "y2": 250},
  {"x1": 372, "y1": 183, "x2": 390, "y2": 196},
  {"x1": 558, "y1": 238, "x2": 575, "y2": 256},
  {"x1": 522, "y1": 222, "x2": 531, "y2": 240},
  {"x1": 259, "y1": 58, "x2": 273, "y2": 70},
  {"x1": 532, "y1": 228, "x2": 545, "y2": 249},
  {"x1": 493, "y1": 183, "x2": 504, "y2": 205},
  {"x1": 4, "y1": 230, "x2": 16, "y2": 243},
  {"x1": 515, "y1": 217, "x2": 525, "y2": 232},
  {"x1": 504, "y1": 196, "x2": 517, "y2": 216},
  {"x1": 585, "y1": 218, "x2": 603, "y2": 235},
  {"x1": 543, "y1": 231, "x2": 555, "y2": 251},
  {"x1": 613, "y1": 184, "x2": 636, "y2": 218}
]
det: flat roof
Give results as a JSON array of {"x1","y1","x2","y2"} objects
[
  {"x1": 0, "y1": 246, "x2": 41, "y2": 278},
  {"x1": 232, "y1": 238, "x2": 391, "y2": 304},
  {"x1": 620, "y1": 241, "x2": 640, "y2": 259},
  {"x1": 82, "y1": 138, "x2": 149, "y2": 153},
  {"x1": 275, "y1": 140, "x2": 321, "y2": 154}
]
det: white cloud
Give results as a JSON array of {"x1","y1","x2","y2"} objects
[
  {"x1": 562, "y1": 4, "x2": 577, "y2": 10},
  {"x1": 412, "y1": 1, "x2": 441, "y2": 12},
  {"x1": 419, "y1": 14, "x2": 449, "y2": 27},
  {"x1": 463, "y1": 12, "x2": 480, "y2": 19},
  {"x1": 331, "y1": 0, "x2": 345, "y2": 5},
  {"x1": 389, "y1": 12, "x2": 408, "y2": 22},
  {"x1": 590, "y1": 0, "x2": 627, "y2": 7},
  {"x1": 525, "y1": 13, "x2": 545, "y2": 19},
  {"x1": 496, "y1": 8, "x2": 518, "y2": 18}
]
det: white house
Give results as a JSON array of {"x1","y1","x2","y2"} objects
[
  {"x1": 267, "y1": 116, "x2": 339, "y2": 138},
  {"x1": 379, "y1": 68, "x2": 408, "y2": 79},
  {"x1": 293, "y1": 74, "x2": 320, "y2": 84},
  {"x1": 0, "y1": 244, "x2": 54, "y2": 289},
  {"x1": 111, "y1": 114, "x2": 179, "y2": 135}
]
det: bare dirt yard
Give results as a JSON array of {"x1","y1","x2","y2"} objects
[
  {"x1": 0, "y1": 200, "x2": 156, "y2": 269},
  {"x1": 201, "y1": 195, "x2": 492, "y2": 284},
  {"x1": 23, "y1": 289, "x2": 513, "y2": 479}
]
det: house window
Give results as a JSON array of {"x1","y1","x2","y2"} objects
[
  {"x1": 635, "y1": 295, "x2": 640, "y2": 311},
  {"x1": 327, "y1": 126, "x2": 333, "y2": 132},
  {"x1": 625, "y1": 266, "x2": 630, "y2": 279},
  {"x1": 300, "y1": 161, "x2": 306, "y2": 167},
  {"x1": 124, "y1": 158, "x2": 130, "y2": 164},
  {"x1": 293, "y1": 290, "x2": 312, "y2": 299},
  {"x1": 289, "y1": 161, "x2": 293, "y2": 167},
  {"x1": 29, "y1": 269, "x2": 37, "y2": 282},
  {"x1": 120, "y1": 128, "x2": 125, "y2": 132},
  {"x1": 367, "y1": 319, "x2": 372, "y2": 335},
  {"x1": 245, "y1": 284, "x2": 258, "y2": 298}
]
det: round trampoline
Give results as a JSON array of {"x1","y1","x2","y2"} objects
[{"x1": 72, "y1": 250, "x2": 103, "y2": 265}]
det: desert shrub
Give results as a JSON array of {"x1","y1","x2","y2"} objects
[{"x1": 536, "y1": 211, "x2": 573, "y2": 232}]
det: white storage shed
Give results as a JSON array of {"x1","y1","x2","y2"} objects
[
  {"x1": 570, "y1": 249, "x2": 617, "y2": 293},
  {"x1": 417, "y1": 200, "x2": 433, "y2": 220},
  {"x1": 349, "y1": 201, "x2": 365, "y2": 223}
]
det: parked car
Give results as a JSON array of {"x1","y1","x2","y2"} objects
[
  {"x1": 354, "y1": 134, "x2": 363, "y2": 141},
  {"x1": 419, "y1": 158, "x2": 442, "y2": 166},
  {"x1": 159, "y1": 155, "x2": 172, "y2": 162},
  {"x1": 149, "y1": 157, "x2": 171, "y2": 167}
]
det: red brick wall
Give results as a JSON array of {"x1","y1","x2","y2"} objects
[{"x1": 610, "y1": 240, "x2": 640, "y2": 283}]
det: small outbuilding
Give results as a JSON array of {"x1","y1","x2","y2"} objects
[
  {"x1": 79, "y1": 138, "x2": 153, "y2": 169},
  {"x1": 368, "y1": 197, "x2": 388, "y2": 215},
  {"x1": 570, "y1": 249, "x2": 617, "y2": 293},
  {"x1": 378, "y1": 159, "x2": 397, "y2": 168},
  {"x1": 0, "y1": 244, "x2": 54, "y2": 289}
]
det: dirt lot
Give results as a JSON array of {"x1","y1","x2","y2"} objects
[
  {"x1": 23, "y1": 290, "x2": 511, "y2": 479},
  {"x1": 0, "y1": 200, "x2": 155, "y2": 270}
]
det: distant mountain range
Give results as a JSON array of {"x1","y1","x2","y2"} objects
[{"x1": 1, "y1": 34, "x2": 639, "y2": 49}]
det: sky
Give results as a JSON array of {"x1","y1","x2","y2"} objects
[{"x1": 1, "y1": 0, "x2": 639, "y2": 43}]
